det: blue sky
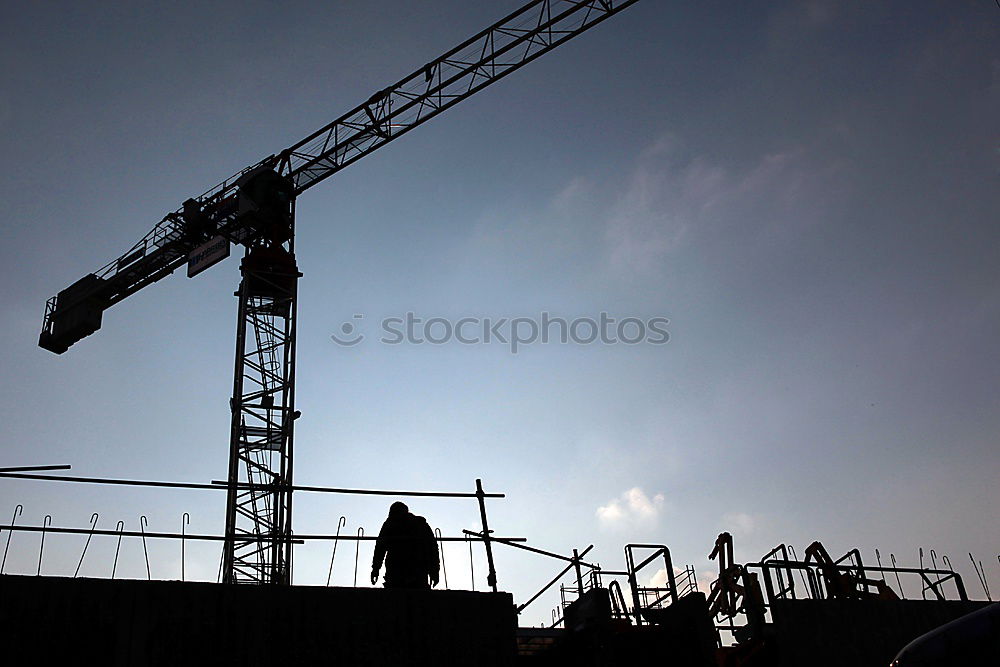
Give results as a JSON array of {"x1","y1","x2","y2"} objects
[{"x1": 1, "y1": 1, "x2": 998, "y2": 623}]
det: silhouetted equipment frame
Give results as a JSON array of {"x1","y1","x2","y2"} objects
[
  {"x1": 753, "y1": 559, "x2": 969, "y2": 604},
  {"x1": 706, "y1": 536, "x2": 974, "y2": 653},
  {"x1": 35, "y1": 0, "x2": 643, "y2": 585}
]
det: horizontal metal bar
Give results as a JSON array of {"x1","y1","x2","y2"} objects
[
  {"x1": 464, "y1": 530, "x2": 596, "y2": 567},
  {"x1": 0, "y1": 472, "x2": 221, "y2": 490},
  {"x1": 752, "y1": 560, "x2": 958, "y2": 576},
  {"x1": 0, "y1": 525, "x2": 522, "y2": 544},
  {"x1": 0, "y1": 524, "x2": 302, "y2": 544},
  {"x1": 210, "y1": 480, "x2": 504, "y2": 498},
  {"x1": 297, "y1": 534, "x2": 525, "y2": 542},
  {"x1": 0, "y1": 472, "x2": 504, "y2": 498},
  {"x1": 517, "y1": 544, "x2": 595, "y2": 614},
  {"x1": 0, "y1": 464, "x2": 71, "y2": 473}
]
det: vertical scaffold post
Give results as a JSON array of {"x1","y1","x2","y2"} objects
[
  {"x1": 476, "y1": 478, "x2": 498, "y2": 592},
  {"x1": 573, "y1": 548, "x2": 584, "y2": 596}
]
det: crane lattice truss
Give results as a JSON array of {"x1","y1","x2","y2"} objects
[
  {"x1": 38, "y1": 0, "x2": 640, "y2": 585},
  {"x1": 223, "y1": 234, "x2": 299, "y2": 584}
]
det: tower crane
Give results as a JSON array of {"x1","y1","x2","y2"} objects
[{"x1": 37, "y1": 0, "x2": 641, "y2": 585}]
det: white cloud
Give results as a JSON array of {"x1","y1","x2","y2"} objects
[
  {"x1": 647, "y1": 566, "x2": 716, "y2": 596},
  {"x1": 603, "y1": 144, "x2": 701, "y2": 278},
  {"x1": 603, "y1": 135, "x2": 849, "y2": 280},
  {"x1": 646, "y1": 566, "x2": 686, "y2": 589},
  {"x1": 722, "y1": 511, "x2": 757, "y2": 537},
  {"x1": 647, "y1": 567, "x2": 668, "y2": 588},
  {"x1": 596, "y1": 487, "x2": 666, "y2": 527},
  {"x1": 697, "y1": 571, "x2": 718, "y2": 595}
]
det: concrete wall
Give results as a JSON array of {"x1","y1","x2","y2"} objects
[
  {"x1": 0, "y1": 574, "x2": 516, "y2": 665},
  {"x1": 769, "y1": 598, "x2": 991, "y2": 667}
]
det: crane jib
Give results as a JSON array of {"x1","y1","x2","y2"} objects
[
  {"x1": 34, "y1": 0, "x2": 643, "y2": 587},
  {"x1": 38, "y1": 0, "x2": 642, "y2": 354}
]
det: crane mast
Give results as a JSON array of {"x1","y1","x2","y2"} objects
[{"x1": 38, "y1": 0, "x2": 641, "y2": 585}]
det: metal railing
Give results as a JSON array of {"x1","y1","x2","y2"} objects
[
  {"x1": 752, "y1": 558, "x2": 968, "y2": 606},
  {"x1": 0, "y1": 468, "x2": 517, "y2": 588}
]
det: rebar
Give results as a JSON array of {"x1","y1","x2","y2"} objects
[
  {"x1": 890, "y1": 553, "x2": 905, "y2": 598},
  {"x1": 788, "y1": 545, "x2": 809, "y2": 592},
  {"x1": 435, "y1": 527, "x2": 448, "y2": 589},
  {"x1": 1, "y1": 504, "x2": 23, "y2": 574},
  {"x1": 919, "y1": 548, "x2": 926, "y2": 599},
  {"x1": 354, "y1": 527, "x2": 363, "y2": 587},
  {"x1": 111, "y1": 521, "x2": 125, "y2": 579},
  {"x1": 467, "y1": 532, "x2": 475, "y2": 591},
  {"x1": 969, "y1": 553, "x2": 991, "y2": 601},
  {"x1": 181, "y1": 513, "x2": 190, "y2": 582},
  {"x1": 325, "y1": 516, "x2": 346, "y2": 586},
  {"x1": 36, "y1": 514, "x2": 51, "y2": 576},
  {"x1": 140, "y1": 516, "x2": 151, "y2": 580},
  {"x1": 74, "y1": 513, "x2": 99, "y2": 577}
]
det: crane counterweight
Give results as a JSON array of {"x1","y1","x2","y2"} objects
[{"x1": 39, "y1": 274, "x2": 108, "y2": 354}]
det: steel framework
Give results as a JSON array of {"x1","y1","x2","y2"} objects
[
  {"x1": 37, "y1": 0, "x2": 642, "y2": 585},
  {"x1": 221, "y1": 219, "x2": 300, "y2": 584}
]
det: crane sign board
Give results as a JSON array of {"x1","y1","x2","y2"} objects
[{"x1": 187, "y1": 236, "x2": 230, "y2": 278}]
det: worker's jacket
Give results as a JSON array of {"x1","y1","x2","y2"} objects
[{"x1": 372, "y1": 512, "x2": 440, "y2": 588}]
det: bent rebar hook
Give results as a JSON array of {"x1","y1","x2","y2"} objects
[
  {"x1": 112, "y1": 520, "x2": 125, "y2": 579},
  {"x1": 467, "y1": 532, "x2": 476, "y2": 591},
  {"x1": 919, "y1": 548, "x2": 926, "y2": 599},
  {"x1": 74, "y1": 513, "x2": 99, "y2": 578},
  {"x1": 435, "y1": 527, "x2": 448, "y2": 589},
  {"x1": 326, "y1": 516, "x2": 346, "y2": 586},
  {"x1": 140, "y1": 516, "x2": 151, "y2": 580},
  {"x1": 37, "y1": 514, "x2": 52, "y2": 576},
  {"x1": 182, "y1": 513, "x2": 190, "y2": 582},
  {"x1": 890, "y1": 553, "x2": 905, "y2": 598},
  {"x1": 353, "y1": 527, "x2": 364, "y2": 587},
  {"x1": 788, "y1": 544, "x2": 809, "y2": 591},
  {"x1": 1, "y1": 504, "x2": 23, "y2": 575},
  {"x1": 969, "y1": 553, "x2": 992, "y2": 601},
  {"x1": 874, "y1": 548, "x2": 889, "y2": 586}
]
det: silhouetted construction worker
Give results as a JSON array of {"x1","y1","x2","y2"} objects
[{"x1": 371, "y1": 502, "x2": 440, "y2": 589}]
